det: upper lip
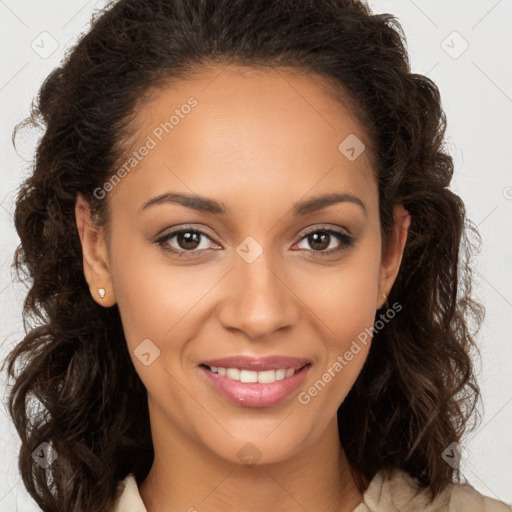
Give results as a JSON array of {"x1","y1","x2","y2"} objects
[{"x1": 200, "y1": 355, "x2": 311, "y2": 371}]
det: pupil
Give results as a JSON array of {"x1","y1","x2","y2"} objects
[
  {"x1": 178, "y1": 231, "x2": 200, "y2": 250},
  {"x1": 309, "y1": 232, "x2": 330, "y2": 251}
]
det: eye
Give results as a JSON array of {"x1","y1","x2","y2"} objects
[
  {"x1": 155, "y1": 227, "x2": 219, "y2": 255},
  {"x1": 294, "y1": 227, "x2": 354, "y2": 255}
]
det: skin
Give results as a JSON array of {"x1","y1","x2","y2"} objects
[{"x1": 76, "y1": 64, "x2": 411, "y2": 512}]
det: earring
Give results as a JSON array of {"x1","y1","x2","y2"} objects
[
  {"x1": 380, "y1": 293, "x2": 388, "y2": 309},
  {"x1": 97, "y1": 288, "x2": 106, "y2": 299}
]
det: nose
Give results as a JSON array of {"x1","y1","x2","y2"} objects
[{"x1": 217, "y1": 252, "x2": 301, "y2": 340}]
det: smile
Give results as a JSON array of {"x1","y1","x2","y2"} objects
[{"x1": 199, "y1": 363, "x2": 311, "y2": 408}]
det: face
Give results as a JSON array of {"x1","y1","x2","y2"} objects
[{"x1": 77, "y1": 64, "x2": 409, "y2": 466}]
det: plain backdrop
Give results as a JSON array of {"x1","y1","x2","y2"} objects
[{"x1": 1, "y1": 0, "x2": 511, "y2": 509}]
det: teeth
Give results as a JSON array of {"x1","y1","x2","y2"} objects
[
  {"x1": 208, "y1": 366, "x2": 297, "y2": 383},
  {"x1": 226, "y1": 368, "x2": 240, "y2": 380}
]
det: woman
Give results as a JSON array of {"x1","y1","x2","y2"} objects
[{"x1": 5, "y1": 0, "x2": 511, "y2": 511}]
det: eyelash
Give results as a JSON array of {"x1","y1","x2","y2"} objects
[{"x1": 155, "y1": 225, "x2": 355, "y2": 258}]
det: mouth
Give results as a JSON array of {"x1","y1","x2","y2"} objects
[
  {"x1": 199, "y1": 354, "x2": 311, "y2": 372},
  {"x1": 198, "y1": 362, "x2": 312, "y2": 408},
  {"x1": 199, "y1": 363, "x2": 310, "y2": 383}
]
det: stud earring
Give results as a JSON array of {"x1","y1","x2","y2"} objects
[{"x1": 97, "y1": 288, "x2": 106, "y2": 299}]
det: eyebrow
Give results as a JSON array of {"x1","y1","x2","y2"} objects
[{"x1": 140, "y1": 191, "x2": 367, "y2": 216}]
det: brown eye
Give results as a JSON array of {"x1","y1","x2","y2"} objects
[
  {"x1": 156, "y1": 228, "x2": 218, "y2": 255},
  {"x1": 295, "y1": 228, "x2": 354, "y2": 254},
  {"x1": 306, "y1": 231, "x2": 331, "y2": 251},
  {"x1": 175, "y1": 231, "x2": 202, "y2": 250}
]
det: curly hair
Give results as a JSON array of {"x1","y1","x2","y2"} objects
[{"x1": 4, "y1": 0, "x2": 485, "y2": 510}]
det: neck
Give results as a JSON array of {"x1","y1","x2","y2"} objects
[{"x1": 139, "y1": 405, "x2": 366, "y2": 512}]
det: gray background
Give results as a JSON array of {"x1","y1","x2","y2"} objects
[{"x1": 1, "y1": 0, "x2": 511, "y2": 509}]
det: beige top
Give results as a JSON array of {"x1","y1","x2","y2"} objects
[{"x1": 112, "y1": 468, "x2": 512, "y2": 512}]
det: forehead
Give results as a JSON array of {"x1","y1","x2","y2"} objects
[{"x1": 110, "y1": 64, "x2": 378, "y2": 216}]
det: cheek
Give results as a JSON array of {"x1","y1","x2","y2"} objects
[
  {"x1": 294, "y1": 241, "x2": 380, "y2": 403},
  {"x1": 108, "y1": 236, "x2": 220, "y2": 366},
  {"x1": 107, "y1": 236, "x2": 187, "y2": 348},
  {"x1": 297, "y1": 240, "x2": 381, "y2": 340},
  {"x1": 108, "y1": 243, "x2": 206, "y2": 402}
]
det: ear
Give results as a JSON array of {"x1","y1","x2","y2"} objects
[
  {"x1": 376, "y1": 204, "x2": 411, "y2": 309},
  {"x1": 75, "y1": 194, "x2": 116, "y2": 307}
]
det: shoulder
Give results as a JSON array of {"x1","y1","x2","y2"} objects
[
  {"x1": 112, "y1": 474, "x2": 147, "y2": 512},
  {"x1": 353, "y1": 468, "x2": 512, "y2": 512},
  {"x1": 110, "y1": 470, "x2": 512, "y2": 512}
]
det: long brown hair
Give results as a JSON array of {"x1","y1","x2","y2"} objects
[{"x1": 4, "y1": 1, "x2": 484, "y2": 510}]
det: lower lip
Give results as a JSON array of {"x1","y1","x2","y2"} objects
[{"x1": 199, "y1": 364, "x2": 311, "y2": 408}]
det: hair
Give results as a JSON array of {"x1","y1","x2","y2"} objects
[{"x1": 4, "y1": 0, "x2": 485, "y2": 510}]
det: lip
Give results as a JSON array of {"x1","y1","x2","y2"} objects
[
  {"x1": 200, "y1": 355, "x2": 310, "y2": 371},
  {"x1": 199, "y1": 363, "x2": 311, "y2": 408}
]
